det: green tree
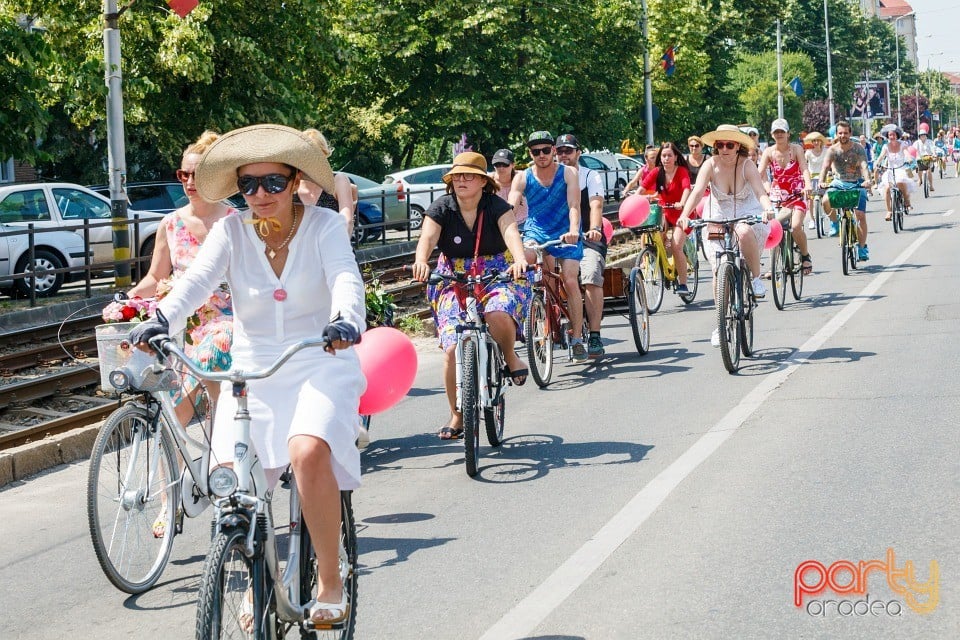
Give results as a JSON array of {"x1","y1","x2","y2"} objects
[{"x1": 0, "y1": 9, "x2": 54, "y2": 163}]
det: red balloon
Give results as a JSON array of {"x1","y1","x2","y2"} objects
[
  {"x1": 764, "y1": 219, "x2": 784, "y2": 250},
  {"x1": 618, "y1": 193, "x2": 651, "y2": 227},
  {"x1": 694, "y1": 194, "x2": 709, "y2": 218},
  {"x1": 355, "y1": 327, "x2": 418, "y2": 415},
  {"x1": 601, "y1": 217, "x2": 614, "y2": 243}
]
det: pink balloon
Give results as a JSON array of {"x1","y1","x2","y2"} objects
[
  {"x1": 764, "y1": 219, "x2": 784, "y2": 250},
  {"x1": 694, "y1": 194, "x2": 709, "y2": 218},
  {"x1": 601, "y1": 217, "x2": 614, "y2": 243},
  {"x1": 355, "y1": 327, "x2": 418, "y2": 415},
  {"x1": 618, "y1": 193, "x2": 650, "y2": 227},
  {"x1": 906, "y1": 146, "x2": 918, "y2": 159}
]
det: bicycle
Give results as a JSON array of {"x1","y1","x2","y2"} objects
[
  {"x1": 769, "y1": 191, "x2": 804, "y2": 310},
  {"x1": 918, "y1": 155, "x2": 934, "y2": 199},
  {"x1": 135, "y1": 335, "x2": 358, "y2": 640},
  {"x1": 634, "y1": 203, "x2": 699, "y2": 313},
  {"x1": 825, "y1": 182, "x2": 862, "y2": 276},
  {"x1": 425, "y1": 268, "x2": 516, "y2": 477},
  {"x1": 936, "y1": 152, "x2": 946, "y2": 180},
  {"x1": 809, "y1": 174, "x2": 826, "y2": 239},
  {"x1": 689, "y1": 216, "x2": 761, "y2": 374},
  {"x1": 525, "y1": 239, "x2": 595, "y2": 387},
  {"x1": 87, "y1": 342, "x2": 216, "y2": 594},
  {"x1": 878, "y1": 164, "x2": 907, "y2": 234}
]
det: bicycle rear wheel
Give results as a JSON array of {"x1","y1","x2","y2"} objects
[
  {"x1": 637, "y1": 247, "x2": 664, "y2": 314},
  {"x1": 87, "y1": 402, "x2": 178, "y2": 594},
  {"x1": 771, "y1": 240, "x2": 786, "y2": 311},
  {"x1": 195, "y1": 528, "x2": 261, "y2": 640},
  {"x1": 301, "y1": 491, "x2": 359, "y2": 640},
  {"x1": 790, "y1": 240, "x2": 804, "y2": 301},
  {"x1": 627, "y1": 266, "x2": 650, "y2": 355},
  {"x1": 814, "y1": 198, "x2": 824, "y2": 239},
  {"x1": 484, "y1": 342, "x2": 506, "y2": 447},
  {"x1": 739, "y1": 268, "x2": 755, "y2": 358},
  {"x1": 716, "y1": 262, "x2": 740, "y2": 374},
  {"x1": 679, "y1": 238, "x2": 699, "y2": 304},
  {"x1": 461, "y1": 339, "x2": 481, "y2": 478},
  {"x1": 923, "y1": 173, "x2": 929, "y2": 198},
  {"x1": 892, "y1": 190, "x2": 902, "y2": 234},
  {"x1": 525, "y1": 292, "x2": 553, "y2": 387}
]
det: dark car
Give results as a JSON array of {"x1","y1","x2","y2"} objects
[{"x1": 89, "y1": 182, "x2": 187, "y2": 215}]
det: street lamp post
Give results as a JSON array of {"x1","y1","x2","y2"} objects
[
  {"x1": 894, "y1": 12, "x2": 915, "y2": 130},
  {"x1": 641, "y1": 0, "x2": 654, "y2": 146},
  {"x1": 824, "y1": 0, "x2": 835, "y2": 128}
]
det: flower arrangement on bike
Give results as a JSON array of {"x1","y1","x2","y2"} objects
[
  {"x1": 130, "y1": 124, "x2": 366, "y2": 626},
  {"x1": 411, "y1": 151, "x2": 531, "y2": 440}
]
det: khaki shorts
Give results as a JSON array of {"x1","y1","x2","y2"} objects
[{"x1": 579, "y1": 246, "x2": 606, "y2": 286}]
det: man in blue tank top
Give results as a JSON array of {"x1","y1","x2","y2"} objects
[{"x1": 508, "y1": 130, "x2": 587, "y2": 362}]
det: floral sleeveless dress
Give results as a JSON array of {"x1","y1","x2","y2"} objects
[{"x1": 161, "y1": 209, "x2": 236, "y2": 398}]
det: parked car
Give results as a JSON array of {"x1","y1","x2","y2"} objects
[
  {"x1": 0, "y1": 221, "x2": 91, "y2": 297},
  {"x1": 341, "y1": 172, "x2": 407, "y2": 230},
  {"x1": 382, "y1": 164, "x2": 452, "y2": 230},
  {"x1": 353, "y1": 201, "x2": 384, "y2": 244},
  {"x1": 579, "y1": 151, "x2": 634, "y2": 200},
  {"x1": 0, "y1": 182, "x2": 162, "y2": 270},
  {"x1": 89, "y1": 181, "x2": 188, "y2": 215}
]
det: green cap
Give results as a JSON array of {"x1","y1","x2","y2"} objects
[{"x1": 527, "y1": 131, "x2": 554, "y2": 147}]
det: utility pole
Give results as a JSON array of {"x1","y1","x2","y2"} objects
[
  {"x1": 824, "y1": 0, "x2": 836, "y2": 129},
  {"x1": 777, "y1": 19, "x2": 784, "y2": 119},
  {"x1": 104, "y1": 0, "x2": 130, "y2": 285},
  {"x1": 641, "y1": 0, "x2": 654, "y2": 146}
]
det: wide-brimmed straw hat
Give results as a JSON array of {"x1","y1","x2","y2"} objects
[
  {"x1": 804, "y1": 132, "x2": 827, "y2": 143},
  {"x1": 194, "y1": 124, "x2": 336, "y2": 202},
  {"x1": 701, "y1": 124, "x2": 755, "y2": 150},
  {"x1": 442, "y1": 152, "x2": 496, "y2": 188}
]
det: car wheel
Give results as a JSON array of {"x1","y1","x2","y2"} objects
[
  {"x1": 408, "y1": 204, "x2": 425, "y2": 230},
  {"x1": 353, "y1": 214, "x2": 373, "y2": 244},
  {"x1": 14, "y1": 249, "x2": 66, "y2": 297}
]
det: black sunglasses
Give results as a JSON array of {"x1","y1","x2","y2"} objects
[
  {"x1": 237, "y1": 172, "x2": 296, "y2": 196},
  {"x1": 493, "y1": 162, "x2": 510, "y2": 168},
  {"x1": 529, "y1": 146, "x2": 553, "y2": 157},
  {"x1": 713, "y1": 141, "x2": 738, "y2": 150}
]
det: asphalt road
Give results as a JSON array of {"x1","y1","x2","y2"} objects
[{"x1": 1, "y1": 175, "x2": 958, "y2": 639}]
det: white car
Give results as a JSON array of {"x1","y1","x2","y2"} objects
[
  {"x1": 0, "y1": 183, "x2": 162, "y2": 270},
  {"x1": 0, "y1": 220, "x2": 91, "y2": 297},
  {"x1": 382, "y1": 164, "x2": 452, "y2": 230},
  {"x1": 579, "y1": 151, "x2": 637, "y2": 200}
]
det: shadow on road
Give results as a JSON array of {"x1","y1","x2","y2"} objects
[{"x1": 357, "y1": 534, "x2": 455, "y2": 575}]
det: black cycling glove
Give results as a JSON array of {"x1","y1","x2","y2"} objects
[
  {"x1": 323, "y1": 314, "x2": 361, "y2": 345},
  {"x1": 129, "y1": 309, "x2": 170, "y2": 347}
]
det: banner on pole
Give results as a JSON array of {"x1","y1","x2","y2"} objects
[{"x1": 850, "y1": 80, "x2": 890, "y2": 119}]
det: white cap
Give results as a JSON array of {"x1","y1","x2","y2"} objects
[{"x1": 770, "y1": 118, "x2": 790, "y2": 134}]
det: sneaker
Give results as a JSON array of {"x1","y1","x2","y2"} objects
[
  {"x1": 828, "y1": 221, "x2": 839, "y2": 237},
  {"x1": 587, "y1": 335, "x2": 605, "y2": 359},
  {"x1": 675, "y1": 283, "x2": 690, "y2": 295},
  {"x1": 858, "y1": 245, "x2": 869, "y2": 261},
  {"x1": 711, "y1": 328, "x2": 721, "y2": 348},
  {"x1": 807, "y1": 220, "x2": 817, "y2": 230},
  {"x1": 751, "y1": 276, "x2": 766, "y2": 298},
  {"x1": 571, "y1": 340, "x2": 588, "y2": 363}
]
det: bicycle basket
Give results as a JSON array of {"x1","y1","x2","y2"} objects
[
  {"x1": 828, "y1": 188, "x2": 860, "y2": 210},
  {"x1": 644, "y1": 204, "x2": 663, "y2": 229}
]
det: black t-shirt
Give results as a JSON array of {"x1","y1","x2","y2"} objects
[{"x1": 426, "y1": 193, "x2": 512, "y2": 258}]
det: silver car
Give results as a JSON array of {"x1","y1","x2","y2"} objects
[{"x1": 0, "y1": 220, "x2": 91, "y2": 297}]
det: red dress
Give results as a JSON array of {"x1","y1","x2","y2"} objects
[
  {"x1": 642, "y1": 166, "x2": 691, "y2": 228},
  {"x1": 770, "y1": 155, "x2": 807, "y2": 211}
]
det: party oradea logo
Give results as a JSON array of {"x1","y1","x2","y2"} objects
[{"x1": 795, "y1": 549, "x2": 938, "y2": 617}]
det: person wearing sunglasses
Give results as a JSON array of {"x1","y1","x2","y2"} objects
[
  {"x1": 490, "y1": 148, "x2": 527, "y2": 232},
  {"x1": 507, "y1": 130, "x2": 588, "y2": 362},
  {"x1": 685, "y1": 136, "x2": 709, "y2": 184},
  {"x1": 678, "y1": 124, "x2": 776, "y2": 347},
  {"x1": 297, "y1": 129, "x2": 359, "y2": 236},
  {"x1": 412, "y1": 152, "x2": 531, "y2": 439},
  {"x1": 130, "y1": 124, "x2": 366, "y2": 626},
  {"x1": 640, "y1": 141, "x2": 693, "y2": 295}
]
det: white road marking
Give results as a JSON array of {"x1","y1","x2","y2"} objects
[
  {"x1": 944, "y1": 209, "x2": 954, "y2": 217},
  {"x1": 478, "y1": 229, "x2": 937, "y2": 640}
]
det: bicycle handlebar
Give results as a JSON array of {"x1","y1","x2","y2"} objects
[
  {"x1": 426, "y1": 269, "x2": 516, "y2": 286},
  {"x1": 688, "y1": 215, "x2": 762, "y2": 229},
  {"x1": 148, "y1": 334, "x2": 332, "y2": 383}
]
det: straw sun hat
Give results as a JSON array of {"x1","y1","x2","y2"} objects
[
  {"x1": 700, "y1": 124, "x2": 755, "y2": 150},
  {"x1": 804, "y1": 132, "x2": 827, "y2": 144},
  {"x1": 194, "y1": 124, "x2": 336, "y2": 202},
  {"x1": 441, "y1": 152, "x2": 496, "y2": 188}
]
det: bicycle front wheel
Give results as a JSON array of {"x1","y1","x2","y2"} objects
[
  {"x1": 87, "y1": 402, "x2": 179, "y2": 594},
  {"x1": 525, "y1": 292, "x2": 553, "y2": 388},
  {"x1": 461, "y1": 339, "x2": 481, "y2": 478},
  {"x1": 301, "y1": 491, "x2": 359, "y2": 640},
  {"x1": 679, "y1": 238, "x2": 699, "y2": 304},
  {"x1": 790, "y1": 240, "x2": 804, "y2": 301},
  {"x1": 637, "y1": 247, "x2": 664, "y2": 314},
  {"x1": 771, "y1": 241, "x2": 786, "y2": 311},
  {"x1": 814, "y1": 198, "x2": 824, "y2": 239},
  {"x1": 923, "y1": 173, "x2": 929, "y2": 198},
  {"x1": 839, "y1": 213, "x2": 851, "y2": 275},
  {"x1": 628, "y1": 266, "x2": 650, "y2": 355},
  {"x1": 716, "y1": 262, "x2": 740, "y2": 374},
  {"x1": 196, "y1": 528, "x2": 266, "y2": 640}
]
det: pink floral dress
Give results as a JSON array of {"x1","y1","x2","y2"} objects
[{"x1": 161, "y1": 209, "x2": 236, "y2": 397}]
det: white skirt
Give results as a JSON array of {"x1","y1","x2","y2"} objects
[{"x1": 209, "y1": 348, "x2": 366, "y2": 490}]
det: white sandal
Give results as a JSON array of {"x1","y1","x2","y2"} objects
[{"x1": 305, "y1": 590, "x2": 349, "y2": 625}]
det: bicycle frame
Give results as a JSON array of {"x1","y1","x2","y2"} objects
[
  {"x1": 640, "y1": 227, "x2": 678, "y2": 282},
  {"x1": 529, "y1": 244, "x2": 580, "y2": 346},
  {"x1": 447, "y1": 277, "x2": 498, "y2": 418}
]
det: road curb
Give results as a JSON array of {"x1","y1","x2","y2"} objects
[{"x1": 0, "y1": 422, "x2": 102, "y2": 489}]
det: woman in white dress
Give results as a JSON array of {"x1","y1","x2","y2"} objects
[
  {"x1": 874, "y1": 127, "x2": 915, "y2": 220},
  {"x1": 678, "y1": 125, "x2": 774, "y2": 347},
  {"x1": 131, "y1": 124, "x2": 365, "y2": 625}
]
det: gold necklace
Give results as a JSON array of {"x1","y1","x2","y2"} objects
[{"x1": 257, "y1": 206, "x2": 299, "y2": 260}]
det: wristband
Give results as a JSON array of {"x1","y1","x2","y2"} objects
[{"x1": 591, "y1": 226, "x2": 602, "y2": 232}]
